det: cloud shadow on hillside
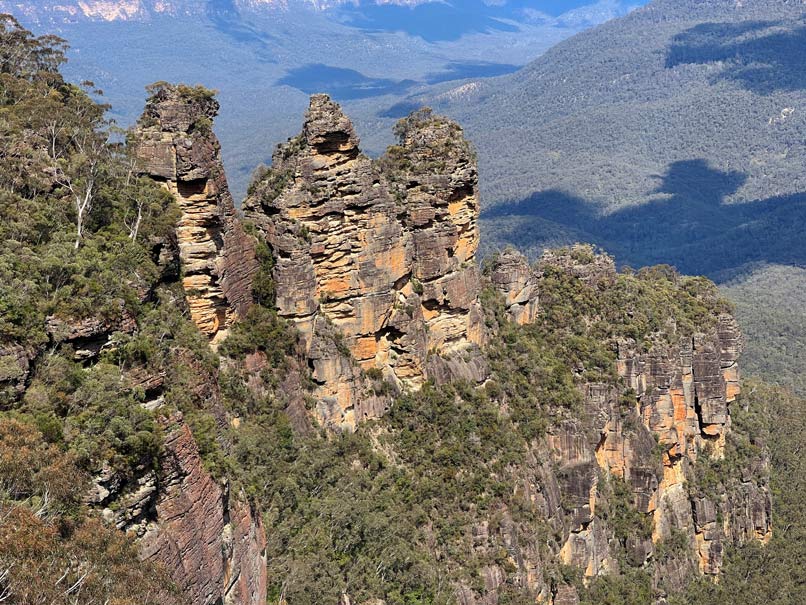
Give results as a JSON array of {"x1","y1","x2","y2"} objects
[
  {"x1": 207, "y1": 0, "x2": 278, "y2": 63},
  {"x1": 277, "y1": 64, "x2": 416, "y2": 100},
  {"x1": 666, "y1": 19, "x2": 806, "y2": 94},
  {"x1": 482, "y1": 159, "x2": 806, "y2": 280}
]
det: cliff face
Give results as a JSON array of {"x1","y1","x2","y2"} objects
[
  {"x1": 72, "y1": 312, "x2": 271, "y2": 605},
  {"x1": 133, "y1": 84, "x2": 258, "y2": 343},
  {"x1": 138, "y1": 415, "x2": 267, "y2": 605},
  {"x1": 243, "y1": 96, "x2": 486, "y2": 430},
  {"x1": 88, "y1": 414, "x2": 267, "y2": 605},
  {"x1": 1, "y1": 75, "x2": 776, "y2": 605},
  {"x1": 488, "y1": 249, "x2": 771, "y2": 595}
]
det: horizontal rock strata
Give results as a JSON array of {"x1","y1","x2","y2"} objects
[
  {"x1": 244, "y1": 97, "x2": 486, "y2": 429},
  {"x1": 134, "y1": 84, "x2": 257, "y2": 343}
]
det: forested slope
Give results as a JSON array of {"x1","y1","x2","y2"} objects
[{"x1": 398, "y1": 0, "x2": 806, "y2": 275}]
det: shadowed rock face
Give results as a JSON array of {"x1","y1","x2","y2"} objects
[
  {"x1": 134, "y1": 84, "x2": 258, "y2": 343},
  {"x1": 244, "y1": 96, "x2": 486, "y2": 430},
  {"x1": 135, "y1": 415, "x2": 267, "y2": 605}
]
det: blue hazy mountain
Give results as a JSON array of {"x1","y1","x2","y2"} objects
[{"x1": 337, "y1": 0, "x2": 622, "y2": 42}]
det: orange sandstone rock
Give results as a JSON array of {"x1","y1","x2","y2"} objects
[
  {"x1": 133, "y1": 84, "x2": 258, "y2": 343},
  {"x1": 243, "y1": 97, "x2": 486, "y2": 430}
]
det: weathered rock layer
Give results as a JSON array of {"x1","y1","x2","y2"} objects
[
  {"x1": 134, "y1": 84, "x2": 258, "y2": 342},
  {"x1": 244, "y1": 97, "x2": 486, "y2": 429},
  {"x1": 138, "y1": 415, "x2": 267, "y2": 605},
  {"x1": 488, "y1": 248, "x2": 771, "y2": 593}
]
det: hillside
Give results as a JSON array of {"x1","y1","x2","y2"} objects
[
  {"x1": 0, "y1": 16, "x2": 794, "y2": 605},
  {"x1": 721, "y1": 265, "x2": 806, "y2": 396},
  {"x1": 398, "y1": 0, "x2": 806, "y2": 266}
]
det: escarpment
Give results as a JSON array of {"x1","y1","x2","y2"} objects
[
  {"x1": 485, "y1": 248, "x2": 771, "y2": 597},
  {"x1": 146, "y1": 93, "x2": 768, "y2": 600},
  {"x1": 243, "y1": 96, "x2": 486, "y2": 430},
  {"x1": 0, "y1": 56, "x2": 779, "y2": 605},
  {"x1": 133, "y1": 84, "x2": 258, "y2": 342}
]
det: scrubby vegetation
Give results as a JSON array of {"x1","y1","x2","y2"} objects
[
  {"x1": 422, "y1": 0, "x2": 806, "y2": 409},
  {"x1": 0, "y1": 418, "x2": 185, "y2": 605},
  {"x1": 722, "y1": 265, "x2": 806, "y2": 396}
]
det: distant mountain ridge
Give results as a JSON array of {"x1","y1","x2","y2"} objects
[
  {"x1": 0, "y1": 0, "x2": 626, "y2": 24},
  {"x1": 0, "y1": 1, "x2": 304, "y2": 23}
]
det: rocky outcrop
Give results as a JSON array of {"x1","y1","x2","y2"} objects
[
  {"x1": 244, "y1": 97, "x2": 486, "y2": 429},
  {"x1": 490, "y1": 247, "x2": 771, "y2": 590},
  {"x1": 45, "y1": 304, "x2": 138, "y2": 360},
  {"x1": 385, "y1": 107, "x2": 485, "y2": 355},
  {"x1": 603, "y1": 311, "x2": 771, "y2": 578},
  {"x1": 134, "y1": 84, "x2": 257, "y2": 343},
  {"x1": 489, "y1": 249, "x2": 539, "y2": 325},
  {"x1": 101, "y1": 414, "x2": 268, "y2": 605},
  {"x1": 1, "y1": 301, "x2": 140, "y2": 403},
  {"x1": 0, "y1": 342, "x2": 36, "y2": 404}
]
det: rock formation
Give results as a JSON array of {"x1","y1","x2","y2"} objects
[
  {"x1": 133, "y1": 83, "x2": 258, "y2": 343},
  {"x1": 0, "y1": 78, "x2": 775, "y2": 605},
  {"x1": 90, "y1": 414, "x2": 267, "y2": 605},
  {"x1": 488, "y1": 247, "x2": 771, "y2": 591},
  {"x1": 605, "y1": 311, "x2": 770, "y2": 578},
  {"x1": 139, "y1": 415, "x2": 267, "y2": 605},
  {"x1": 243, "y1": 96, "x2": 486, "y2": 429},
  {"x1": 489, "y1": 249, "x2": 540, "y2": 325}
]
